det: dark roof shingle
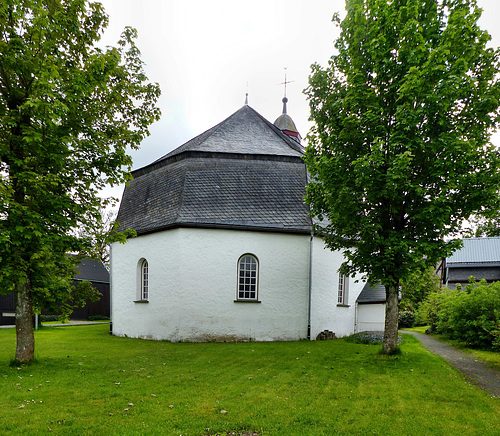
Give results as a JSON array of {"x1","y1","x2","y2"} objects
[
  {"x1": 117, "y1": 105, "x2": 312, "y2": 235},
  {"x1": 356, "y1": 283, "x2": 387, "y2": 304},
  {"x1": 75, "y1": 258, "x2": 109, "y2": 283}
]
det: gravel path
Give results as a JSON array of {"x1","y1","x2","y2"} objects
[{"x1": 402, "y1": 331, "x2": 500, "y2": 398}]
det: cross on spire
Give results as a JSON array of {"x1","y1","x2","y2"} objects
[
  {"x1": 278, "y1": 68, "x2": 294, "y2": 115},
  {"x1": 279, "y1": 67, "x2": 294, "y2": 98}
]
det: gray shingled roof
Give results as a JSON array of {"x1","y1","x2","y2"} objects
[
  {"x1": 447, "y1": 237, "x2": 500, "y2": 266},
  {"x1": 153, "y1": 105, "x2": 303, "y2": 163},
  {"x1": 356, "y1": 283, "x2": 402, "y2": 304},
  {"x1": 74, "y1": 258, "x2": 110, "y2": 283},
  {"x1": 447, "y1": 266, "x2": 500, "y2": 283},
  {"x1": 117, "y1": 105, "x2": 312, "y2": 235},
  {"x1": 356, "y1": 283, "x2": 387, "y2": 304}
]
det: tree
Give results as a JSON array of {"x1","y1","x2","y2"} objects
[
  {"x1": 400, "y1": 266, "x2": 440, "y2": 312},
  {"x1": 0, "y1": 0, "x2": 161, "y2": 363},
  {"x1": 466, "y1": 212, "x2": 500, "y2": 237},
  {"x1": 305, "y1": 0, "x2": 500, "y2": 353},
  {"x1": 76, "y1": 207, "x2": 131, "y2": 268}
]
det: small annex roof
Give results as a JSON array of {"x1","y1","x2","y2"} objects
[
  {"x1": 356, "y1": 283, "x2": 387, "y2": 304},
  {"x1": 447, "y1": 237, "x2": 500, "y2": 266},
  {"x1": 117, "y1": 104, "x2": 312, "y2": 236}
]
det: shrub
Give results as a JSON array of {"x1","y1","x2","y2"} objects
[
  {"x1": 417, "y1": 288, "x2": 456, "y2": 331},
  {"x1": 398, "y1": 311, "x2": 416, "y2": 328},
  {"x1": 443, "y1": 281, "x2": 500, "y2": 350},
  {"x1": 40, "y1": 315, "x2": 60, "y2": 322},
  {"x1": 420, "y1": 282, "x2": 500, "y2": 350},
  {"x1": 400, "y1": 267, "x2": 441, "y2": 311},
  {"x1": 88, "y1": 315, "x2": 110, "y2": 321}
]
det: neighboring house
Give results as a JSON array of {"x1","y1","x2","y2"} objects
[
  {"x1": 111, "y1": 99, "x2": 384, "y2": 342},
  {"x1": 0, "y1": 258, "x2": 110, "y2": 325},
  {"x1": 68, "y1": 258, "x2": 110, "y2": 320},
  {"x1": 0, "y1": 293, "x2": 16, "y2": 326},
  {"x1": 440, "y1": 237, "x2": 500, "y2": 289}
]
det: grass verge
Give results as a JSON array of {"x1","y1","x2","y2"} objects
[
  {"x1": 1, "y1": 325, "x2": 499, "y2": 435},
  {"x1": 404, "y1": 326, "x2": 500, "y2": 371}
]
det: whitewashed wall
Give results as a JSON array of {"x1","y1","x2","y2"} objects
[
  {"x1": 309, "y1": 237, "x2": 366, "y2": 338},
  {"x1": 356, "y1": 304, "x2": 386, "y2": 332},
  {"x1": 111, "y1": 229, "x2": 375, "y2": 342},
  {"x1": 111, "y1": 228, "x2": 312, "y2": 342}
]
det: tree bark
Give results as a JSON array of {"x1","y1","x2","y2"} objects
[
  {"x1": 383, "y1": 284, "x2": 399, "y2": 354},
  {"x1": 15, "y1": 280, "x2": 35, "y2": 363}
]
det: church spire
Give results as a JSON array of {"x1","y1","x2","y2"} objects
[
  {"x1": 281, "y1": 96, "x2": 288, "y2": 114},
  {"x1": 274, "y1": 69, "x2": 301, "y2": 144}
]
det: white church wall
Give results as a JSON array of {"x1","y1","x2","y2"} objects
[
  {"x1": 309, "y1": 237, "x2": 366, "y2": 339},
  {"x1": 111, "y1": 227, "x2": 311, "y2": 342},
  {"x1": 356, "y1": 304, "x2": 386, "y2": 332}
]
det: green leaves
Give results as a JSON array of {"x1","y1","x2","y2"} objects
[
  {"x1": 305, "y1": 0, "x2": 500, "y2": 289},
  {"x1": 0, "y1": 0, "x2": 160, "y2": 358}
]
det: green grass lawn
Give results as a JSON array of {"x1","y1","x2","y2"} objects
[
  {"x1": 1, "y1": 325, "x2": 499, "y2": 435},
  {"x1": 405, "y1": 326, "x2": 500, "y2": 371}
]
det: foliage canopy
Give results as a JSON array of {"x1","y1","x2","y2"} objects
[
  {"x1": 305, "y1": 0, "x2": 500, "y2": 352},
  {"x1": 0, "y1": 0, "x2": 160, "y2": 361}
]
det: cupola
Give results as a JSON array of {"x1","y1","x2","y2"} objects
[{"x1": 274, "y1": 97, "x2": 301, "y2": 143}]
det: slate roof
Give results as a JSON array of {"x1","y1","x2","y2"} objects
[
  {"x1": 117, "y1": 104, "x2": 312, "y2": 235},
  {"x1": 447, "y1": 266, "x2": 500, "y2": 284},
  {"x1": 151, "y1": 105, "x2": 303, "y2": 165},
  {"x1": 74, "y1": 258, "x2": 110, "y2": 283},
  {"x1": 356, "y1": 283, "x2": 387, "y2": 304}
]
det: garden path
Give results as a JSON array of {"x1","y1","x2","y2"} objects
[{"x1": 402, "y1": 331, "x2": 500, "y2": 398}]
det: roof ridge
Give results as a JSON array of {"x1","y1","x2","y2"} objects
[
  {"x1": 155, "y1": 105, "x2": 303, "y2": 163},
  {"x1": 153, "y1": 112, "x2": 233, "y2": 164},
  {"x1": 463, "y1": 236, "x2": 500, "y2": 241},
  {"x1": 245, "y1": 105, "x2": 304, "y2": 154}
]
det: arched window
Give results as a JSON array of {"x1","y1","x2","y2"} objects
[
  {"x1": 338, "y1": 273, "x2": 348, "y2": 305},
  {"x1": 237, "y1": 254, "x2": 259, "y2": 301},
  {"x1": 140, "y1": 259, "x2": 149, "y2": 301}
]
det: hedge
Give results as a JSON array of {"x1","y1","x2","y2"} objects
[{"x1": 419, "y1": 281, "x2": 500, "y2": 350}]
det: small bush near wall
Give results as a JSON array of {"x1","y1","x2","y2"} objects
[
  {"x1": 40, "y1": 315, "x2": 61, "y2": 322},
  {"x1": 88, "y1": 315, "x2": 110, "y2": 321},
  {"x1": 398, "y1": 311, "x2": 416, "y2": 328},
  {"x1": 419, "y1": 281, "x2": 500, "y2": 350}
]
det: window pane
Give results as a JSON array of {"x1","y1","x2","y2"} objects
[
  {"x1": 142, "y1": 260, "x2": 149, "y2": 300},
  {"x1": 237, "y1": 255, "x2": 258, "y2": 300}
]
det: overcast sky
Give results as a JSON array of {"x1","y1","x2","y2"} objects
[{"x1": 97, "y1": 0, "x2": 500, "y2": 201}]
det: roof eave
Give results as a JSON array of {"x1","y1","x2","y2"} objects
[{"x1": 123, "y1": 222, "x2": 313, "y2": 238}]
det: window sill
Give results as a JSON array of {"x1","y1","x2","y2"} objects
[
  {"x1": 234, "y1": 300, "x2": 261, "y2": 303},
  {"x1": 134, "y1": 300, "x2": 149, "y2": 304},
  {"x1": 337, "y1": 304, "x2": 350, "y2": 308}
]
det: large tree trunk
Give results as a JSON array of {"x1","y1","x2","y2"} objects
[
  {"x1": 15, "y1": 280, "x2": 35, "y2": 363},
  {"x1": 383, "y1": 284, "x2": 399, "y2": 354}
]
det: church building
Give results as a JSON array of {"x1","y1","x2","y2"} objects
[{"x1": 110, "y1": 97, "x2": 382, "y2": 341}]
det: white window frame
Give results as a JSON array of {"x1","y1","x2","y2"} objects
[
  {"x1": 338, "y1": 273, "x2": 349, "y2": 305},
  {"x1": 135, "y1": 258, "x2": 149, "y2": 302},
  {"x1": 236, "y1": 254, "x2": 259, "y2": 301},
  {"x1": 141, "y1": 259, "x2": 149, "y2": 301}
]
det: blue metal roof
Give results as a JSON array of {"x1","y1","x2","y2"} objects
[{"x1": 447, "y1": 237, "x2": 500, "y2": 264}]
